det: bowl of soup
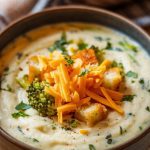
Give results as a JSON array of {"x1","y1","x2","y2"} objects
[{"x1": 0, "y1": 6, "x2": 150, "y2": 150}]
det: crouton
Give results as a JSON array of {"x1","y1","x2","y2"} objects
[
  {"x1": 103, "y1": 68, "x2": 122, "y2": 90},
  {"x1": 75, "y1": 103, "x2": 107, "y2": 126}
]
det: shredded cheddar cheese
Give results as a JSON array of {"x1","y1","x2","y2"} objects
[
  {"x1": 79, "y1": 129, "x2": 89, "y2": 135},
  {"x1": 28, "y1": 49, "x2": 124, "y2": 124}
]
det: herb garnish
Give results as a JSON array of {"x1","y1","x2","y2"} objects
[
  {"x1": 0, "y1": 84, "x2": 14, "y2": 93},
  {"x1": 118, "y1": 40, "x2": 138, "y2": 53},
  {"x1": 12, "y1": 111, "x2": 29, "y2": 119},
  {"x1": 90, "y1": 45, "x2": 105, "y2": 63},
  {"x1": 68, "y1": 119, "x2": 79, "y2": 128},
  {"x1": 78, "y1": 40, "x2": 88, "y2": 50},
  {"x1": 51, "y1": 125, "x2": 56, "y2": 130},
  {"x1": 122, "y1": 95, "x2": 136, "y2": 102},
  {"x1": 139, "y1": 78, "x2": 145, "y2": 89},
  {"x1": 61, "y1": 126, "x2": 72, "y2": 131},
  {"x1": 33, "y1": 138, "x2": 39, "y2": 142},
  {"x1": 107, "y1": 139, "x2": 112, "y2": 144},
  {"x1": 16, "y1": 75, "x2": 29, "y2": 89},
  {"x1": 126, "y1": 71, "x2": 138, "y2": 78},
  {"x1": 105, "y1": 134, "x2": 113, "y2": 144},
  {"x1": 12, "y1": 102, "x2": 31, "y2": 119},
  {"x1": 128, "y1": 113, "x2": 133, "y2": 116},
  {"x1": 105, "y1": 134, "x2": 112, "y2": 139},
  {"x1": 146, "y1": 106, "x2": 150, "y2": 112},
  {"x1": 17, "y1": 126, "x2": 24, "y2": 134},
  {"x1": 78, "y1": 68, "x2": 89, "y2": 77},
  {"x1": 89, "y1": 144, "x2": 96, "y2": 150},
  {"x1": 95, "y1": 36, "x2": 111, "y2": 42},
  {"x1": 6, "y1": 84, "x2": 13, "y2": 92},
  {"x1": 119, "y1": 126, "x2": 124, "y2": 135},
  {"x1": 111, "y1": 61, "x2": 124, "y2": 76},
  {"x1": 128, "y1": 54, "x2": 138, "y2": 64},
  {"x1": 111, "y1": 61, "x2": 125, "y2": 77},
  {"x1": 94, "y1": 36, "x2": 103, "y2": 41},
  {"x1": 111, "y1": 61, "x2": 124, "y2": 69},
  {"x1": 64, "y1": 56, "x2": 74, "y2": 66},
  {"x1": 48, "y1": 32, "x2": 69, "y2": 54},
  {"x1": 139, "y1": 78, "x2": 150, "y2": 92},
  {"x1": 15, "y1": 101, "x2": 31, "y2": 111},
  {"x1": 105, "y1": 41, "x2": 112, "y2": 50},
  {"x1": 139, "y1": 126, "x2": 143, "y2": 130}
]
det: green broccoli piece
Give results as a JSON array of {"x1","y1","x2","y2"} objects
[
  {"x1": 16, "y1": 75, "x2": 30, "y2": 89},
  {"x1": 26, "y1": 78, "x2": 56, "y2": 117}
]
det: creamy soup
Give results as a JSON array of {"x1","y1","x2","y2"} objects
[{"x1": 0, "y1": 23, "x2": 150, "y2": 150}]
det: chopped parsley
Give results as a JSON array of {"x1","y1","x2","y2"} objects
[
  {"x1": 139, "y1": 126, "x2": 143, "y2": 130},
  {"x1": 68, "y1": 119, "x2": 79, "y2": 128},
  {"x1": 17, "y1": 126, "x2": 24, "y2": 134},
  {"x1": 139, "y1": 78, "x2": 145, "y2": 89},
  {"x1": 90, "y1": 45, "x2": 105, "y2": 63},
  {"x1": 16, "y1": 75, "x2": 29, "y2": 89},
  {"x1": 111, "y1": 60, "x2": 124, "y2": 77},
  {"x1": 12, "y1": 111, "x2": 29, "y2": 119},
  {"x1": 7, "y1": 84, "x2": 13, "y2": 92},
  {"x1": 61, "y1": 126, "x2": 72, "y2": 131},
  {"x1": 146, "y1": 106, "x2": 150, "y2": 112},
  {"x1": 48, "y1": 32, "x2": 69, "y2": 54},
  {"x1": 118, "y1": 40, "x2": 138, "y2": 53},
  {"x1": 94, "y1": 36, "x2": 103, "y2": 41},
  {"x1": 33, "y1": 138, "x2": 39, "y2": 142},
  {"x1": 15, "y1": 101, "x2": 31, "y2": 111},
  {"x1": 107, "y1": 139, "x2": 112, "y2": 144},
  {"x1": 89, "y1": 144, "x2": 96, "y2": 150},
  {"x1": 0, "y1": 84, "x2": 14, "y2": 93},
  {"x1": 128, "y1": 113, "x2": 133, "y2": 116},
  {"x1": 139, "y1": 78, "x2": 150, "y2": 92},
  {"x1": 119, "y1": 126, "x2": 123, "y2": 135},
  {"x1": 111, "y1": 61, "x2": 124, "y2": 69},
  {"x1": 126, "y1": 71, "x2": 138, "y2": 78},
  {"x1": 94, "y1": 36, "x2": 111, "y2": 42},
  {"x1": 51, "y1": 125, "x2": 56, "y2": 130},
  {"x1": 122, "y1": 95, "x2": 136, "y2": 102},
  {"x1": 64, "y1": 56, "x2": 74, "y2": 66},
  {"x1": 78, "y1": 68, "x2": 89, "y2": 77},
  {"x1": 78, "y1": 40, "x2": 88, "y2": 50},
  {"x1": 105, "y1": 134, "x2": 112, "y2": 139},
  {"x1": 12, "y1": 102, "x2": 31, "y2": 119},
  {"x1": 105, "y1": 41, "x2": 112, "y2": 50},
  {"x1": 128, "y1": 54, "x2": 138, "y2": 64},
  {"x1": 105, "y1": 134, "x2": 113, "y2": 144}
]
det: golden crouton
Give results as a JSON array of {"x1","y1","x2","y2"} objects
[
  {"x1": 75, "y1": 103, "x2": 107, "y2": 126},
  {"x1": 103, "y1": 68, "x2": 122, "y2": 90}
]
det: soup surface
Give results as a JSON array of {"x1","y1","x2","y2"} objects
[{"x1": 0, "y1": 23, "x2": 150, "y2": 150}]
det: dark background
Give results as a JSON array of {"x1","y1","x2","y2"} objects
[{"x1": 46, "y1": 0, "x2": 150, "y2": 35}]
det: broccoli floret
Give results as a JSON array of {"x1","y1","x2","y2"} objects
[{"x1": 26, "y1": 78, "x2": 56, "y2": 117}]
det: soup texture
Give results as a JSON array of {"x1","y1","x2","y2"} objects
[{"x1": 0, "y1": 23, "x2": 150, "y2": 150}]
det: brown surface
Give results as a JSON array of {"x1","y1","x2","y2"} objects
[
  {"x1": 54, "y1": 0, "x2": 150, "y2": 35},
  {"x1": 0, "y1": 136, "x2": 21, "y2": 150}
]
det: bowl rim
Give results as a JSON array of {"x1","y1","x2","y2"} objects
[{"x1": 0, "y1": 5, "x2": 150, "y2": 150}]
